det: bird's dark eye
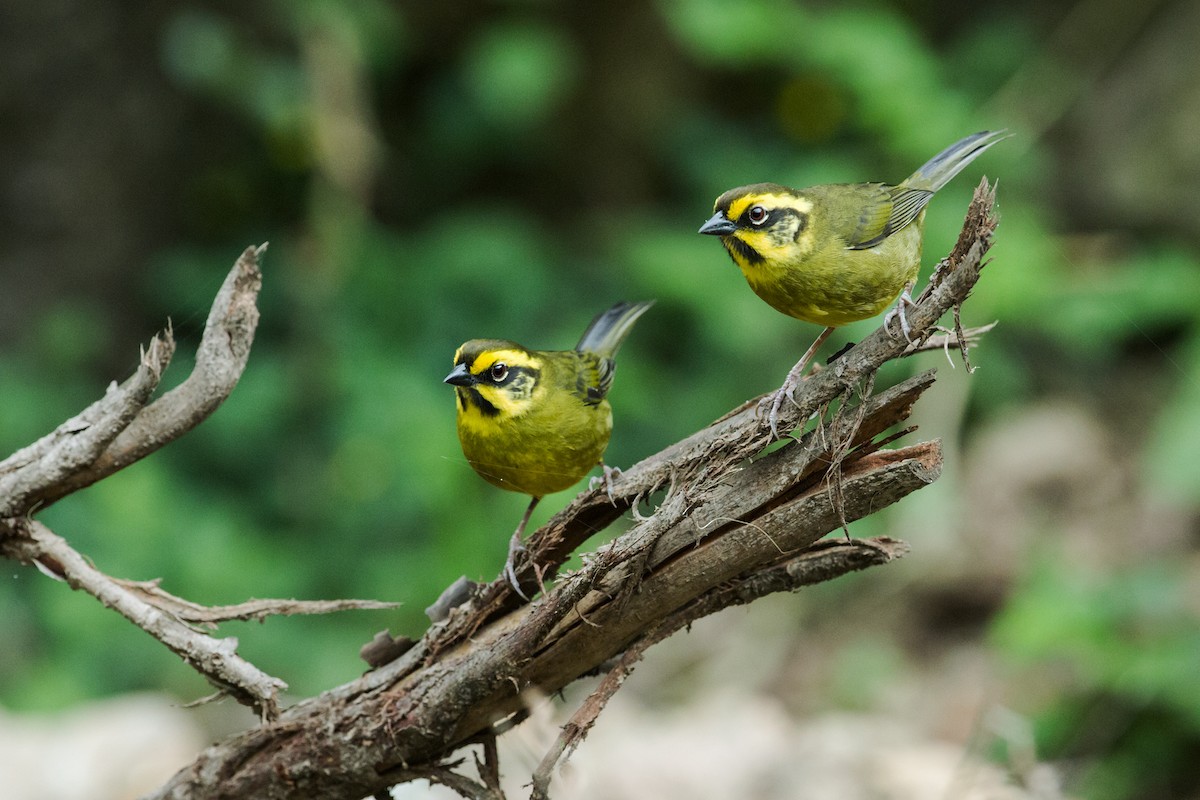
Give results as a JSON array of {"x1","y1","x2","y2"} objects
[
  {"x1": 747, "y1": 205, "x2": 769, "y2": 226},
  {"x1": 489, "y1": 363, "x2": 509, "y2": 382}
]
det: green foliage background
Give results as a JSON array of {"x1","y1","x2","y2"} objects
[{"x1": 2, "y1": 1, "x2": 1198, "y2": 796}]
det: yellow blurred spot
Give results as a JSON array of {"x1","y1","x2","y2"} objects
[{"x1": 776, "y1": 75, "x2": 847, "y2": 144}]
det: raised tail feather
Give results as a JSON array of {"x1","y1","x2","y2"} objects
[
  {"x1": 575, "y1": 301, "x2": 655, "y2": 359},
  {"x1": 903, "y1": 130, "x2": 1010, "y2": 193}
]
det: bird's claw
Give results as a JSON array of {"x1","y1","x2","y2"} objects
[
  {"x1": 502, "y1": 498, "x2": 545, "y2": 601},
  {"x1": 503, "y1": 547, "x2": 547, "y2": 601},
  {"x1": 759, "y1": 326, "x2": 834, "y2": 440},
  {"x1": 885, "y1": 284, "x2": 918, "y2": 345},
  {"x1": 504, "y1": 530, "x2": 531, "y2": 601},
  {"x1": 589, "y1": 464, "x2": 622, "y2": 504},
  {"x1": 761, "y1": 386, "x2": 793, "y2": 440}
]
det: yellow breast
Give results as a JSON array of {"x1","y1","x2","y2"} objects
[
  {"x1": 455, "y1": 379, "x2": 612, "y2": 498},
  {"x1": 733, "y1": 213, "x2": 924, "y2": 327}
]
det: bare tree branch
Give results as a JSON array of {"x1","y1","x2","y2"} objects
[
  {"x1": 113, "y1": 579, "x2": 399, "y2": 627},
  {"x1": 0, "y1": 518, "x2": 288, "y2": 718},
  {"x1": 0, "y1": 244, "x2": 398, "y2": 720},
  {"x1": 0, "y1": 243, "x2": 265, "y2": 516},
  {"x1": 528, "y1": 537, "x2": 908, "y2": 799},
  {"x1": 147, "y1": 442, "x2": 938, "y2": 800}
]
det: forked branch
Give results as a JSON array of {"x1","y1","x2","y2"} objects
[
  {"x1": 0, "y1": 244, "x2": 397, "y2": 719},
  {"x1": 0, "y1": 244, "x2": 265, "y2": 516}
]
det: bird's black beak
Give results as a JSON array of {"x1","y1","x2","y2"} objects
[
  {"x1": 698, "y1": 211, "x2": 737, "y2": 236},
  {"x1": 443, "y1": 363, "x2": 476, "y2": 387}
]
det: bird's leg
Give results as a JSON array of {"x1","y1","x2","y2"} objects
[
  {"x1": 884, "y1": 282, "x2": 918, "y2": 344},
  {"x1": 763, "y1": 326, "x2": 835, "y2": 439},
  {"x1": 588, "y1": 462, "x2": 622, "y2": 505},
  {"x1": 504, "y1": 496, "x2": 542, "y2": 601}
]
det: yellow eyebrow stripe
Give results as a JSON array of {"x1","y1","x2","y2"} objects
[
  {"x1": 727, "y1": 192, "x2": 813, "y2": 221},
  {"x1": 470, "y1": 348, "x2": 538, "y2": 375}
]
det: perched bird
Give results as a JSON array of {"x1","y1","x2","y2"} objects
[
  {"x1": 445, "y1": 300, "x2": 654, "y2": 597},
  {"x1": 699, "y1": 130, "x2": 1006, "y2": 432}
]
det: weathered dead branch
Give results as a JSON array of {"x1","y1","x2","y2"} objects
[
  {"x1": 0, "y1": 519, "x2": 290, "y2": 716},
  {"x1": 0, "y1": 244, "x2": 397, "y2": 719},
  {"x1": 141, "y1": 180, "x2": 998, "y2": 800},
  {"x1": 0, "y1": 244, "x2": 265, "y2": 515},
  {"x1": 0, "y1": 180, "x2": 998, "y2": 799}
]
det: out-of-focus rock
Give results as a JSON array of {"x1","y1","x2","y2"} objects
[{"x1": 0, "y1": 693, "x2": 204, "y2": 800}]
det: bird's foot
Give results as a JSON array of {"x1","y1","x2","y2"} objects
[
  {"x1": 503, "y1": 530, "x2": 531, "y2": 601},
  {"x1": 759, "y1": 366, "x2": 805, "y2": 439},
  {"x1": 762, "y1": 385, "x2": 791, "y2": 440},
  {"x1": 758, "y1": 327, "x2": 834, "y2": 439},
  {"x1": 884, "y1": 283, "x2": 918, "y2": 344},
  {"x1": 503, "y1": 527, "x2": 547, "y2": 601},
  {"x1": 589, "y1": 463, "x2": 623, "y2": 504}
]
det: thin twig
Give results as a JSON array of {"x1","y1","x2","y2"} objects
[
  {"x1": 902, "y1": 321, "x2": 997, "y2": 361},
  {"x1": 378, "y1": 762, "x2": 503, "y2": 800},
  {"x1": 529, "y1": 638, "x2": 651, "y2": 800},
  {"x1": 479, "y1": 734, "x2": 503, "y2": 794},
  {"x1": 112, "y1": 578, "x2": 398, "y2": 627},
  {"x1": 0, "y1": 519, "x2": 287, "y2": 719}
]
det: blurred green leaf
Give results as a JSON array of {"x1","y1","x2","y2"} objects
[
  {"x1": 994, "y1": 555, "x2": 1200, "y2": 729},
  {"x1": 659, "y1": 0, "x2": 806, "y2": 64},
  {"x1": 461, "y1": 20, "x2": 578, "y2": 131},
  {"x1": 1144, "y1": 327, "x2": 1200, "y2": 502}
]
